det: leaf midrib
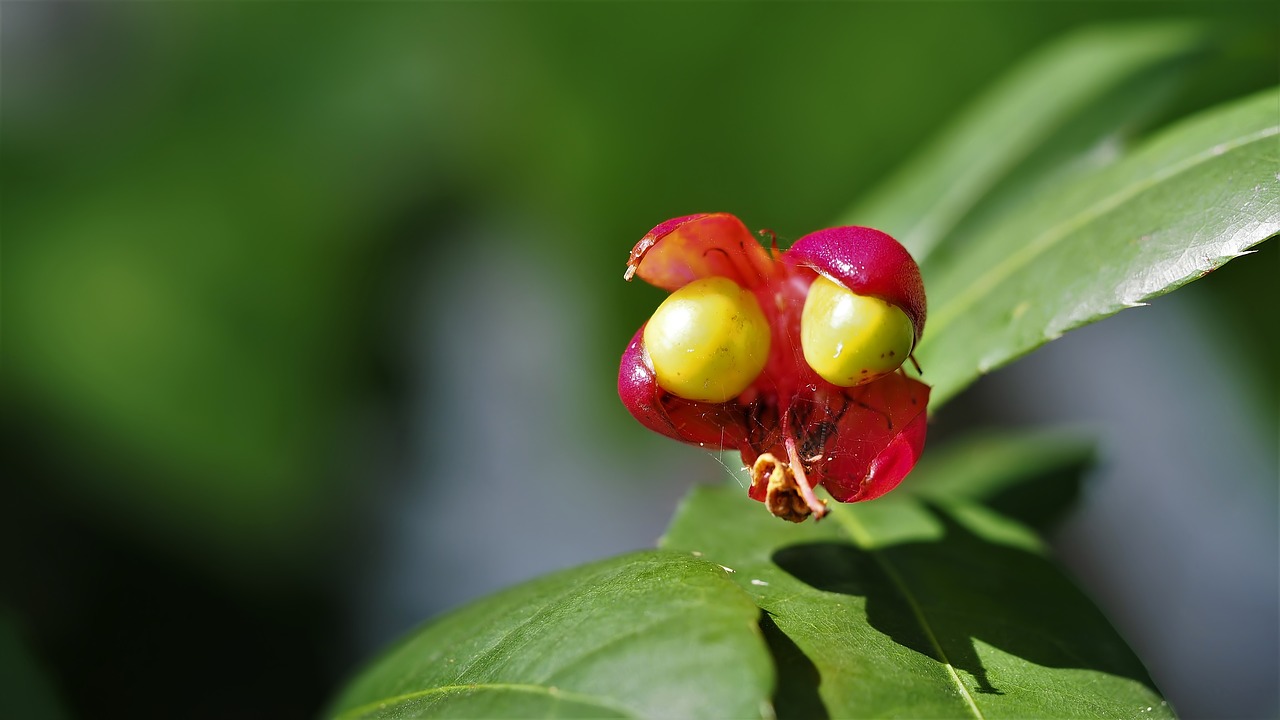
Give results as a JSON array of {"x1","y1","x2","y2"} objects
[
  {"x1": 830, "y1": 506, "x2": 986, "y2": 720},
  {"x1": 923, "y1": 123, "x2": 1280, "y2": 341},
  {"x1": 334, "y1": 682, "x2": 639, "y2": 720}
]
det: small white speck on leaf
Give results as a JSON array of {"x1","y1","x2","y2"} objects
[
  {"x1": 691, "y1": 551, "x2": 703, "y2": 557},
  {"x1": 751, "y1": 579, "x2": 769, "y2": 586}
]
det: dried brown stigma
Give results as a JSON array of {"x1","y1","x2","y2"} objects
[{"x1": 749, "y1": 448, "x2": 829, "y2": 523}]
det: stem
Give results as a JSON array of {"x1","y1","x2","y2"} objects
[
  {"x1": 785, "y1": 436, "x2": 828, "y2": 520},
  {"x1": 908, "y1": 354, "x2": 923, "y2": 375}
]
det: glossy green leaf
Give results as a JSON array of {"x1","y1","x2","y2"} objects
[
  {"x1": 661, "y1": 487, "x2": 1169, "y2": 719},
  {"x1": 839, "y1": 21, "x2": 1209, "y2": 260},
  {"x1": 327, "y1": 551, "x2": 774, "y2": 719},
  {"x1": 915, "y1": 87, "x2": 1280, "y2": 407}
]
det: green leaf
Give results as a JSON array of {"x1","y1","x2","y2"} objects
[
  {"x1": 903, "y1": 429, "x2": 1095, "y2": 530},
  {"x1": 661, "y1": 487, "x2": 1169, "y2": 719},
  {"x1": 916, "y1": 87, "x2": 1280, "y2": 407},
  {"x1": 327, "y1": 550, "x2": 774, "y2": 720},
  {"x1": 839, "y1": 21, "x2": 1210, "y2": 260}
]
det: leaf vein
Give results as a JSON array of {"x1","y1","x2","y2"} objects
[
  {"x1": 926, "y1": 123, "x2": 1280, "y2": 339},
  {"x1": 830, "y1": 506, "x2": 986, "y2": 720},
  {"x1": 333, "y1": 682, "x2": 639, "y2": 720}
]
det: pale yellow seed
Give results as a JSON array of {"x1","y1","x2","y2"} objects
[
  {"x1": 644, "y1": 276, "x2": 771, "y2": 403},
  {"x1": 801, "y1": 275, "x2": 913, "y2": 387}
]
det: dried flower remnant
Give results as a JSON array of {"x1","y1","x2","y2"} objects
[{"x1": 619, "y1": 213, "x2": 930, "y2": 522}]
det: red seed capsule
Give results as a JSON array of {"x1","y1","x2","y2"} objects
[{"x1": 619, "y1": 213, "x2": 930, "y2": 522}]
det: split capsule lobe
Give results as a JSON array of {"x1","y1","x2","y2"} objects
[
  {"x1": 801, "y1": 275, "x2": 914, "y2": 387},
  {"x1": 643, "y1": 276, "x2": 770, "y2": 403}
]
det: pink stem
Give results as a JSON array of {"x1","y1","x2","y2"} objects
[{"x1": 785, "y1": 436, "x2": 828, "y2": 520}]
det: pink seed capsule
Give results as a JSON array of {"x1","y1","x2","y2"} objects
[{"x1": 619, "y1": 213, "x2": 930, "y2": 522}]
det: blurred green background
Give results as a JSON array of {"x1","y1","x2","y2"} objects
[{"x1": 3, "y1": 3, "x2": 1275, "y2": 719}]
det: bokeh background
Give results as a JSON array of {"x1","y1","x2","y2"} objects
[{"x1": 2, "y1": 3, "x2": 1275, "y2": 719}]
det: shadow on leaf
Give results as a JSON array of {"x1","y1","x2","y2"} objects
[
  {"x1": 759, "y1": 611, "x2": 828, "y2": 720},
  {"x1": 772, "y1": 503, "x2": 1159, "y2": 697}
]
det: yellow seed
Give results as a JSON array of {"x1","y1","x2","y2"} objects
[
  {"x1": 643, "y1": 277, "x2": 771, "y2": 403},
  {"x1": 801, "y1": 275, "x2": 913, "y2": 387}
]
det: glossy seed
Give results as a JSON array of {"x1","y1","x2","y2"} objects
[
  {"x1": 801, "y1": 275, "x2": 913, "y2": 387},
  {"x1": 643, "y1": 276, "x2": 770, "y2": 403}
]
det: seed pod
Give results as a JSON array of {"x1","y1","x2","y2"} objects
[{"x1": 620, "y1": 213, "x2": 930, "y2": 521}]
